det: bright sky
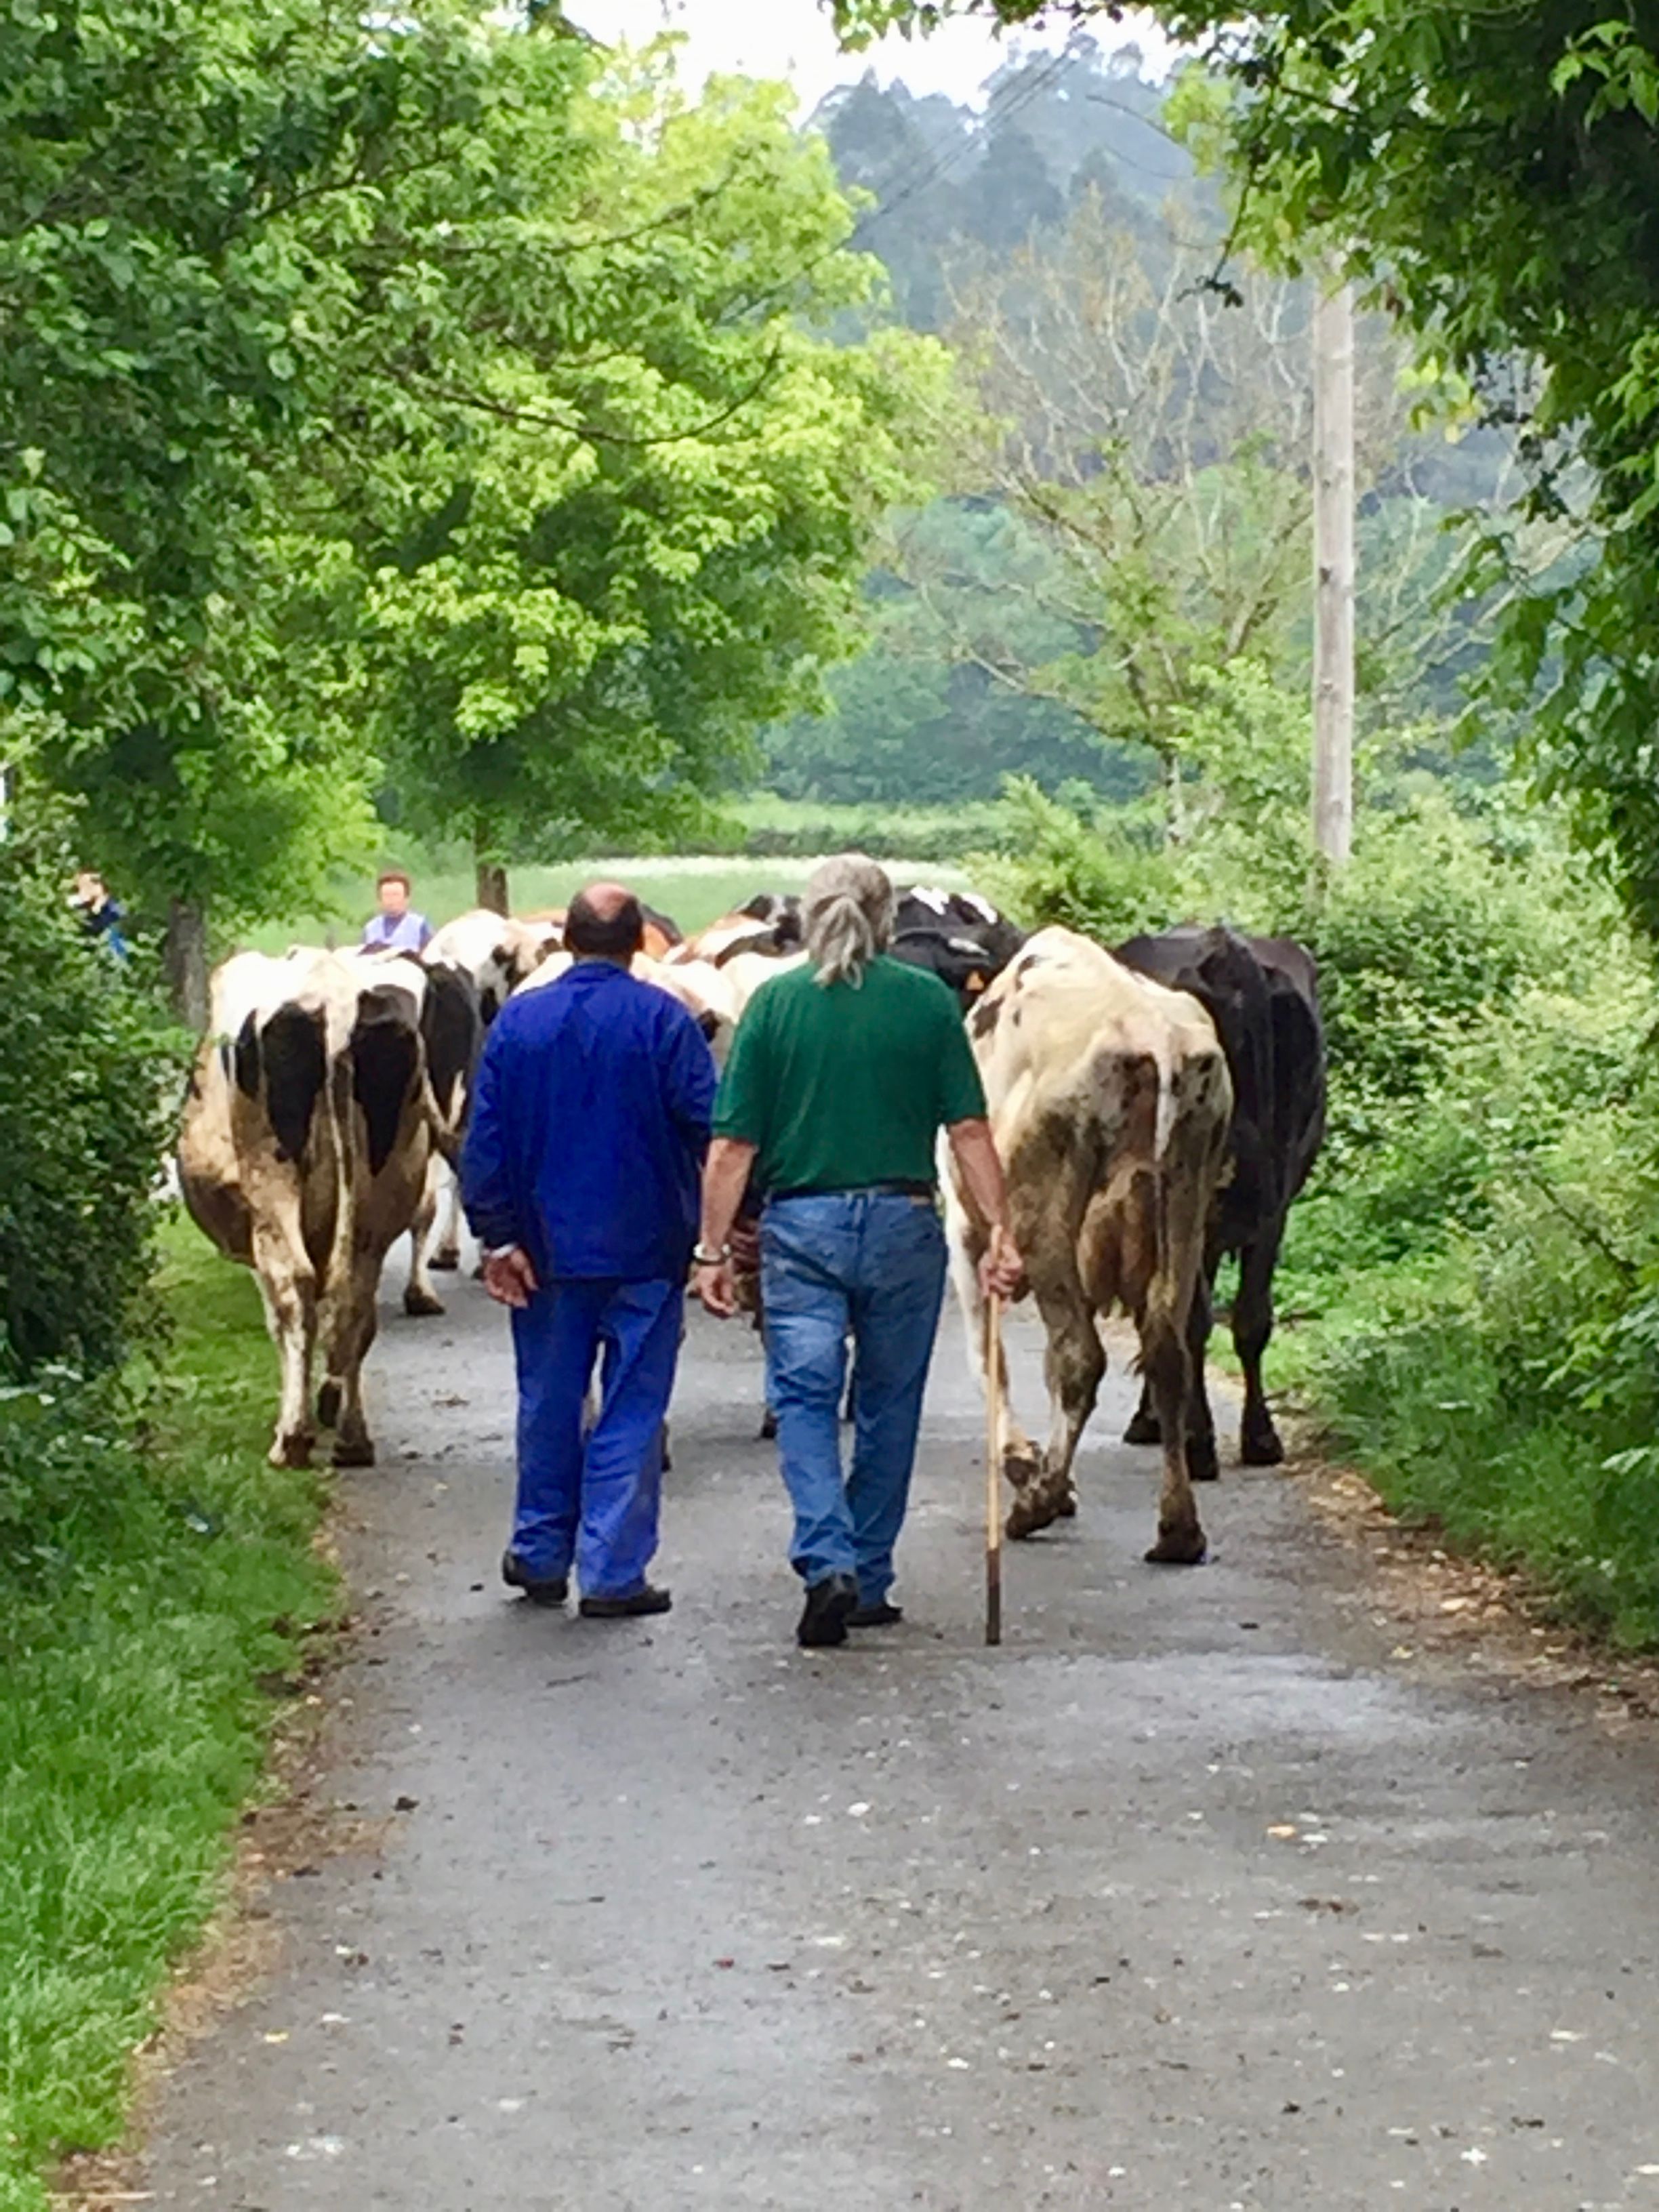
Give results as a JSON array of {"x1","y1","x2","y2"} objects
[{"x1": 567, "y1": 0, "x2": 1178, "y2": 112}]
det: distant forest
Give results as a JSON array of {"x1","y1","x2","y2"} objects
[{"x1": 765, "y1": 41, "x2": 1517, "y2": 810}]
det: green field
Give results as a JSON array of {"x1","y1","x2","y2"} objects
[
  {"x1": 243, "y1": 851, "x2": 971, "y2": 955},
  {"x1": 0, "y1": 1224, "x2": 335, "y2": 2211}
]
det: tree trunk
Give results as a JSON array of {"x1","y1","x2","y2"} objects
[
  {"x1": 165, "y1": 897, "x2": 209, "y2": 1029},
  {"x1": 476, "y1": 859, "x2": 510, "y2": 916},
  {"x1": 473, "y1": 820, "x2": 510, "y2": 916}
]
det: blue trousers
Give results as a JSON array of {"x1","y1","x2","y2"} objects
[
  {"x1": 509, "y1": 1277, "x2": 682, "y2": 1599},
  {"x1": 761, "y1": 1191, "x2": 947, "y2": 1604}
]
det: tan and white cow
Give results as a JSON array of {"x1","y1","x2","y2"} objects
[
  {"x1": 945, "y1": 926, "x2": 1233, "y2": 1565},
  {"x1": 415, "y1": 911, "x2": 558, "y2": 1277},
  {"x1": 178, "y1": 948, "x2": 448, "y2": 1469}
]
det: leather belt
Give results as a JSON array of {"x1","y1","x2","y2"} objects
[{"x1": 769, "y1": 1179, "x2": 936, "y2": 1204}]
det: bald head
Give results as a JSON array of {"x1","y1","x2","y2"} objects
[{"x1": 565, "y1": 881, "x2": 644, "y2": 962}]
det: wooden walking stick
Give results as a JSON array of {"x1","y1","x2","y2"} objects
[{"x1": 983, "y1": 1291, "x2": 1004, "y2": 1647}]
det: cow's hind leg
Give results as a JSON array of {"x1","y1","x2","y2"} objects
[
  {"x1": 1183, "y1": 1265, "x2": 1220, "y2": 1483},
  {"x1": 1234, "y1": 1221, "x2": 1287, "y2": 1465},
  {"x1": 322, "y1": 1252, "x2": 383, "y2": 1467},
  {"x1": 430, "y1": 1158, "x2": 464, "y2": 1272},
  {"x1": 1141, "y1": 1307, "x2": 1206, "y2": 1564},
  {"x1": 1124, "y1": 1258, "x2": 1218, "y2": 1476},
  {"x1": 1123, "y1": 1382, "x2": 1160, "y2": 1448},
  {"x1": 253, "y1": 1229, "x2": 319, "y2": 1469},
  {"x1": 403, "y1": 1156, "x2": 447, "y2": 1318},
  {"x1": 1009, "y1": 1274, "x2": 1104, "y2": 1540}
]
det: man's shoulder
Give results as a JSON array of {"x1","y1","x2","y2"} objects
[{"x1": 739, "y1": 960, "x2": 811, "y2": 1019}]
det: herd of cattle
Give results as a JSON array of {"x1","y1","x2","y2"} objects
[{"x1": 177, "y1": 884, "x2": 1324, "y2": 1565}]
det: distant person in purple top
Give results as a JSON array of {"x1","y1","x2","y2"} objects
[{"x1": 361, "y1": 869, "x2": 433, "y2": 954}]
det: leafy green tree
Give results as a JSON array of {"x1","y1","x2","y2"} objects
[
  {"x1": 356, "y1": 58, "x2": 948, "y2": 905},
  {"x1": 3, "y1": 5, "x2": 943, "y2": 975},
  {"x1": 765, "y1": 498, "x2": 1152, "y2": 804},
  {"x1": 1, "y1": 0, "x2": 551, "y2": 988},
  {"x1": 834, "y1": 0, "x2": 1659, "y2": 937}
]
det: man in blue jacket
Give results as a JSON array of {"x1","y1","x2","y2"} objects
[{"x1": 461, "y1": 884, "x2": 717, "y2": 1618}]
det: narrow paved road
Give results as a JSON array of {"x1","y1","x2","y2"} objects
[{"x1": 145, "y1": 1270, "x2": 1659, "y2": 2210}]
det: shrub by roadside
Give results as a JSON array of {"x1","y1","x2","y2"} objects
[
  {"x1": 0, "y1": 1226, "x2": 337, "y2": 2211},
  {"x1": 0, "y1": 821, "x2": 179, "y2": 1386},
  {"x1": 985, "y1": 737, "x2": 1659, "y2": 1650}
]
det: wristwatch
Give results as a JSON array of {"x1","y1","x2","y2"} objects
[{"x1": 692, "y1": 1242, "x2": 731, "y2": 1267}]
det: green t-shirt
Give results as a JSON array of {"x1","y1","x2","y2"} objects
[{"x1": 713, "y1": 954, "x2": 987, "y2": 1194}]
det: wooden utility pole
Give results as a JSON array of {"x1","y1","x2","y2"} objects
[{"x1": 1311, "y1": 268, "x2": 1355, "y2": 865}]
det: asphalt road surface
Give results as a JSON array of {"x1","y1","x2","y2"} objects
[{"x1": 142, "y1": 1268, "x2": 1659, "y2": 2210}]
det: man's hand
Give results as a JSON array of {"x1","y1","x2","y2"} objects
[
  {"x1": 695, "y1": 1258, "x2": 740, "y2": 1319},
  {"x1": 978, "y1": 1223, "x2": 1024, "y2": 1302},
  {"x1": 483, "y1": 1246, "x2": 538, "y2": 1309}
]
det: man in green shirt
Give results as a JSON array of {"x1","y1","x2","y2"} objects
[{"x1": 696, "y1": 855, "x2": 1023, "y2": 1647}]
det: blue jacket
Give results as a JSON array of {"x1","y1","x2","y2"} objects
[{"x1": 461, "y1": 962, "x2": 717, "y2": 1284}]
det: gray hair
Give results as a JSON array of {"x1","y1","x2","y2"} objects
[{"x1": 803, "y1": 853, "x2": 895, "y2": 989}]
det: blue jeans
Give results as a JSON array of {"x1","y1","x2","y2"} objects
[
  {"x1": 510, "y1": 1277, "x2": 682, "y2": 1599},
  {"x1": 761, "y1": 1191, "x2": 948, "y2": 1604}
]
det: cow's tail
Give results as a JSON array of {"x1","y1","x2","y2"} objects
[
  {"x1": 1152, "y1": 1033, "x2": 1179, "y2": 1164},
  {"x1": 1101, "y1": 1045, "x2": 1178, "y2": 1335}
]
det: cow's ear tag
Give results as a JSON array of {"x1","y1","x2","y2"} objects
[{"x1": 967, "y1": 971, "x2": 986, "y2": 994}]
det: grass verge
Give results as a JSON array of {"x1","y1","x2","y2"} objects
[
  {"x1": 1252, "y1": 1187, "x2": 1659, "y2": 1653},
  {"x1": 0, "y1": 1218, "x2": 335, "y2": 2211}
]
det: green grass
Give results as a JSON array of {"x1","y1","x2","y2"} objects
[
  {"x1": 239, "y1": 800, "x2": 979, "y2": 954},
  {"x1": 242, "y1": 855, "x2": 857, "y2": 952},
  {"x1": 0, "y1": 1220, "x2": 335, "y2": 2210}
]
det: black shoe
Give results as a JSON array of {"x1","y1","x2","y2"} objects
[
  {"x1": 797, "y1": 1572, "x2": 858, "y2": 1648},
  {"x1": 501, "y1": 1551, "x2": 568, "y2": 1607},
  {"x1": 848, "y1": 1600, "x2": 903, "y2": 1629},
  {"x1": 579, "y1": 1584, "x2": 673, "y2": 1619}
]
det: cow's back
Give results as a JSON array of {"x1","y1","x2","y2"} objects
[
  {"x1": 971, "y1": 928, "x2": 1219, "y2": 1154},
  {"x1": 179, "y1": 950, "x2": 359, "y2": 1275}
]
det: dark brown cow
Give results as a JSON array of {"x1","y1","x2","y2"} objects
[{"x1": 1114, "y1": 926, "x2": 1326, "y2": 1474}]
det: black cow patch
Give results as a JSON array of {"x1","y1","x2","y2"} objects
[
  {"x1": 970, "y1": 993, "x2": 1003, "y2": 1039},
  {"x1": 351, "y1": 991, "x2": 419, "y2": 1178},
  {"x1": 251, "y1": 1004, "x2": 327, "y2": 1166},
  {"x1": 420, "y1": 965, "x2": 483, "y2": 1125}
]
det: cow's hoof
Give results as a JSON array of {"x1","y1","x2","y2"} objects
[
  {"x1": 1055, "y1": 1486, "x2": 1078, "y2": 1519},
  {"x1": 1240, "y1": 1428, "x2": 1285, "y2": 1467},
  {"x1": 760, "y1": 1407, "x2": 778, "y2": 1442},
  {"x1": 316, "y1": 1380, "x2": 342, "y2": 1430},
  {"x1": 1123, "y1": 1408, "x2": 1162, "y2": 1446},
  {"x1": 1187, "y1": 1436, "x2": 1221, "y2": 1483},
  {"x1": 332, "y1": 1436, "x2": 376, "y2": 1469},
  {"x1": 1145, "y1": 1522, "x2": 1208, "y2": 1566},
  {"x1": 430, "y1": 1250, "x2": 462, "y2": 1273},
  {"x1": 270, "y1": 1433, "x2": 314, "y2": 1470},
  {"x1": 403, "y1": 1286, "x2": 445, "y2": 1318},
  {"x1": 1007, "y1": 1489, "x2": 1062, "y2": 1541}
]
